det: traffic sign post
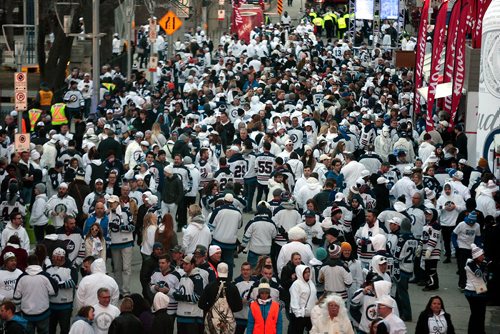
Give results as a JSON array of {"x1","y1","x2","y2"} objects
[
  {"x1": 158, "y1": 11, "x2": 183, "y2": 35},
  {"x1": 14, "y1": 72, "x2": 27, "y2": 133},
  {"x1": 149, "y1": 17, "x2": 157, "y2": 43}
]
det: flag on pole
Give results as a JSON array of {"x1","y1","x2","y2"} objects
[
  {"x1": 233, "y1": 0, "x2": 244, "y2": 31},
  {"x1": 443, "y1": 0, "x2": 462, "y2": 115},
  {"x1": 472, "y1": 0, "x2": 492, "y2": 48},
  {"x1": 450, "y1": 3, "x2": 472, "y2": 127},
  {"x1": 426, "y1": 0, "x2": 448, "y2": 131},
  {"x1": 413, "y1": 0, "x2": 431, "y2": 118}
]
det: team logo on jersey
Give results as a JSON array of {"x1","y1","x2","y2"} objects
[
  {"x1": 366, "y1": 303, "x2": 377, "y2": 320},
  {"x1": 64, "y1": 239, "x2": 75, "y2": 253},
  {"x1": 95, "y1": 312, "x2": 114, "y2": 330},
  {"x1": 290, "y1": 133, "x2": 298, "y2": 143},
  {"x1": 54, "y1": 203, "x2": 68, "y2": 214}
]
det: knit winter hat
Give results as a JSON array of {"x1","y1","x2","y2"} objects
[
  {"x1": 471, "y1": 244, "x2": 484, "y2": 259},
  {"x1": 340, "y1": 242, "x2": 352, "y2": 252},
  {"x1": 465, "y1": 211, "x2": 478, "y2": 224},
  {"x1": 478, "y1": 157, "x2": 488, "y2": 168},
  {"x1": 328, "y1": 244, "x2": 342, "y2": 257},
  {"x1": 315, "y1": 247, "x2": 328, "y2": 261}
]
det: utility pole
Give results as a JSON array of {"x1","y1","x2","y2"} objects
[
  {"x1": 15, "y1": 41, "x2": 24, "y2": 132},
  {"x1": 126, "y1": 0, "x2": 135, "y2": 81},
  {"x1": 90, "y1": 0, "x2": 100, "y2": 116}
]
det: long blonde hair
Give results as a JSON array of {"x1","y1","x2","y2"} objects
[{"x1": 142, "y1": 213, "x2": 158, "y2": 242}]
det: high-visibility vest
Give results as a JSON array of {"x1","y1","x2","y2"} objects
[
  {"x1": 249, "y1": 301, "x2": 280, "y2": 334},
  {"x1": 39, "y1": 90, "x2": 53, "y2": 107},
  {"x1": 312, "y1": 17, "x2": 324, "y2": 27},
  {"x1": 338, "y1": 17, "x2": 347, "y2": 29},
  {"x1": 51, "y1": 103, "x2": 68, "y2": 125},
  {"x1": 323, "y1": 14, "x2": 333, "y2": 22},
  {"x1": 28, "y1": 108, "x2": 42, "y2": 131},
  {"x1": 102, "y1": 83, "x2": 116, "y2": 92},
  {"x1": 309, "y1": 12, "x2": 317, "y2": 19}
]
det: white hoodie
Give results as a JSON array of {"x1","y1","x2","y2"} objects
[
  {"x1": 296, "y1": 177, "x2": 322, "y2": 210},
  {"x1": 13, "y1": 265, "x2": 57, "y2": 316},
  {"x1": 75, "y1": 258, "x2": 120, "y2": 309},
  {"x1": 182, "y1": 214, "x2": 212, "y2": 255},
  {"x1": 1, "y1": 222, "x2": 30, "y2": 252},
  {"x1": 290, "y1": 265, "x2": 317, "y2": 317}
]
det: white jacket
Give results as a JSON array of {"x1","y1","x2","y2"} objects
[
  {"x1": 296, "y1": 178, "x2": 322, "y2": 210},
  {"x1": 341, "y1": 160, "x2": 366, "y2": 192},
  {"x1": 30, "y1": 194, "x2": 49, "y2": 226},
  {"x1": 418, "y1": 141, "x2": 435, "y2": 163},
  {"x1": 0, "y1": 268, "x2": 22, "y2": 301},
  {"x1": 40, "y1": 141, "x2": 58, "y2": 169},
  {"x1": 1, "y1": 223, "x2": 30, "y2": 252},
  {"x1": 277, "y1": 241, "x2": 315, "y2": 276},
  {"x1": 207, "y1": 204, "x2": 242, "y2": 245},
  {"x1": 437, "y1": 192, "x2": 465, "y2": 227},
  {"x1": 242, "y1": 215, "x2": 278, "y2": 255},
  {"x1": 75, "y1": 258, "x2": 120, "y2": 309},
  {"x1": 476, "y1": 192, "x2": 499, "y2": 217},
  {"x1": 182, "y1": 215, "x2": 212, "y2": 255},
  {"x1": 290, "y1": 265, "x2": 317, "y2": 317},
  {"x1": 389, "y1": 176, "x2": 417, "y2": 206},
  {"x1": 13, "y1": 265, "x2": 57, "y2": 315},
  {"x1": 69, "y1": 319, "x2": 94, "y2": 334}
]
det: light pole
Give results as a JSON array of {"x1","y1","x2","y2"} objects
[
  {"x1": 15, "y1": 41, "x2": 24, "y2": 132},
  {"x1": 90, "y1": 0, "x2": 100, "y2": 116},
  {"x1": 126, "y1": 0, "x2": 135, "y2": 81}
]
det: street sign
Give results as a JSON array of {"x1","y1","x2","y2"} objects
[
  {"x1": 14, "y1": 72, "x2": 27, "y2": 111},
  {"x1": 218, "y1": 10, "x2": 225, "y2": 20},
  {"x1": 14, "y1": 72, "x2": 27, "y2": 90},
  {"x1": 158, "y1": 11, "x2": 183, "y2": 35},
  {"x1": 14, "y1": 134, "x2": 30, "y2": 153},
  {"x1": 149, "y1": 18, "x2": 157, "y2": 42},
  {"x1": 149, "y1": 55, "x2": 158, "y2": 72}
]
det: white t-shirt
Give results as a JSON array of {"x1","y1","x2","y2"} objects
[
  {"x1": 93, "y1": 303, "x2": 120, "y2": 334},
  {"x1": 453, "y1": 222, "x2": 481, "y2": 249}
]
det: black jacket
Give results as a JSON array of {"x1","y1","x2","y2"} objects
[
  {"x1": 3, "y1": 318, "x2": 27, "y2": 334},
  {"x1": 198, "y1": 279, "x2": 243, "y2": 313},
  {"x1": 151, "y1": 309, "x2": 174, "y2": 334},
  {"x1": 108, "y1": 312, "x2": 143, "y2": 334},
  {"x1": 98, "y1": 137, "x2": 123, "y2": 160},
  {"x1": 415, "y1": 311, "x2": 455, "y2": 334}
]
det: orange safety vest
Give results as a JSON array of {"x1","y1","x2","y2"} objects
[
  {"x1": 250, "y1": 301, "x2": 280, "y2": 334},
  {"x1": 51, "y1": 103, "x2": 68, "y2": 125},
  {"x1": 28, "y1": 108, "x2": 42, "y2": 131},
  {"x1": 39, "y1": 90, "x2": 53, "y2": 106}
]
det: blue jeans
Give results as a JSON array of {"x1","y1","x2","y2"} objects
[
  {"x1": 244, "y1": 177, "x2": 257, "y2": 211},
  {"x1": 247, "y1": 250, "x2": 266, "y2": 268},
  {"x1": 212, "y1": 240, "x2": 236, "y2": 281},
  {"x1": 21, "y1": 187, "x2": 32, "y2": 206}
]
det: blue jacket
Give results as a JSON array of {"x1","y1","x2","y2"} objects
[{"x1": 83, "y1": 214, "x2": 110, "y2": 243}]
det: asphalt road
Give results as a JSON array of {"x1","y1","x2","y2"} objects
[{"x1": 120, "y1": 210, "x2": 500, "y2": 333}]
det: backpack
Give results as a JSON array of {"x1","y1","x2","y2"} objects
[
  {"x1": 90, "y1": 162, "x2": 106, "y2": 190},
  {"x1": 204, "y1": 281, "x2": 236, "y2": 334}
]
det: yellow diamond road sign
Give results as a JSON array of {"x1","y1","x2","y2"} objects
[{"x1": 158, "y1": 11, "x2": 183, "y2": 35}]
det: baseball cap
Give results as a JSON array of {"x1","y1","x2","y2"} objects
[
  {"x1": 170, "y1": 245, "x2": 185, "y2": 253},
  {"x1": 182, "y1": 255, "x2": 193, "y2": 264},
  {"x1": 108, "y1": 195, "x2": 120, "y2": 203},
  {"x1": 53, "y1": 247, "x2": 66, "y2": 257},
  {"x1": 194, "y1": 245, "x2": 207, "y2": 256},
  {"x1": 377, "y1": 177, "x2": 389, "y2": 185},
  {"x1": 217, "y1": 263, "x2": 229, "y2": 278},
  {"x1": 376, "y1": 295, "x2": 396, "y2": 308},
  {"x1": 58, "y1": 182, "x2": 68, "y2": 189},
  {"x1": 95, "y1": 178, "x2": 104, "y2": 184},
  {"x1": 224, "y1": 193, "x2": 234, "y2": 202},
  {"x1": 153, "y1": 242, "x2": 164, "y2": 250},
  {"x1": 304, "y1": 210, "x2": 316, "y2": 218},
  {"x1": 3, "y1": 252, "x2": 15, "y2": 261},
  {"x1": 319, "y1": 154, "x2": 331, "y2": 162}
]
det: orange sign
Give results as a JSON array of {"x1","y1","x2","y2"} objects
[{"x1": 158, "y1": 11, "x2": 183, "y2": 35}]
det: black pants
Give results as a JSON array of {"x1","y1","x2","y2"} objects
[
  {"x1": 256, "y1": 183, "x2": 269, "y2": 203},
  {"x1": 466, "y1": 293, "x2": 487, "y2": 334},
  {"x1": 441, "y1": 226, "x2": 454, "y2": 258},
  {"x1": 34, "y1": 225, "x2": 47, "y2": 243},
  {"x1": 177, "y1": 196, "x2": 196, "y2": 230},
  {"x1": 424, "y1": 259, "x2": 439, "y2": 289},
  {"x1": 288, "y1": 314, "x2": 312, "y2": 334},
  {"x1": 177, "y1": 322, "x2": 203, "y2": 334},
  {"x1": 457, "y1": 248, "x2": 471, "y2": 288},
  {"x1": 49, "y1": 309, "x2": 72, "y2": 334},
  {"x1": 413, "y1": 253, "x2": 425, "y2": 282}
]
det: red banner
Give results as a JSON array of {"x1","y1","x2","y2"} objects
[
  {"x1": 450, "y1": 3, "x2": 472, "y2": 128},
  {"x1": 443, "y1": 0, "x2": 461, "y2": 115},
  {"x1": 426, "y1": 1, "x2": 448, "y2": 131},
  {"x1": 472, "y1": 0, "x2": 492, "y2": 48},
  {"x1": 232, "y1": 0, "x2": 244, "y2": 32},
  {"x1": 413, "y1": 0, "x2": 431, "y2": 117}
]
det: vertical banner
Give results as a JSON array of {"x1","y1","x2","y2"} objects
[
  {"x1": 232, "y1": 0, "x2": 243, "y2": 33},
  {"x1": 413, "y1": 0, "x2": 431, "y2": 117},
  {"x1": 443, "y1": 0, "x2": 461, "y2": 115},
  {"x1": 277, "y1": 0, "x2": 283, "y2": 15},
  {"x1": 355, "y1": 0, "x2": 375, "y2": 20},
  {"x1": 472, "y1": 0, "x2": 492, "y2": 48},
  {"x1": 425, "y1": 1, "x2": 448, "y2": 131},
  {"x1": 450, "y1": 3, "x2": 471, "y2": 128}
]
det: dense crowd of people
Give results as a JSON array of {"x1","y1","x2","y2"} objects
[{"x1": 0, "y1": 5, "x2": 498, "y2": 334}]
